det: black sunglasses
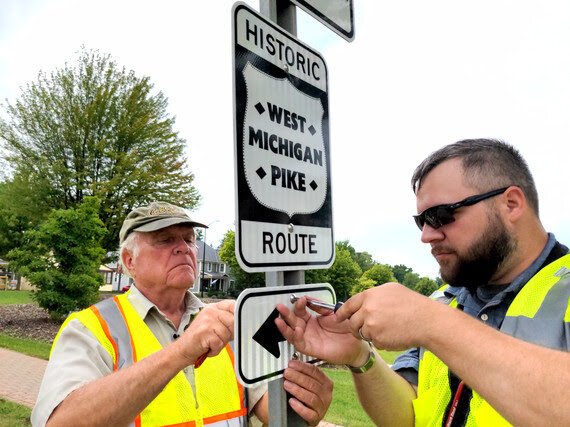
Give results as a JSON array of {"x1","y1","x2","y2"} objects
[{"x1": 413, "y1": 187, "x2": 510, "y2": 231}]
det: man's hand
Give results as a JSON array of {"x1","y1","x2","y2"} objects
[
  {"x1": 336, "y1": 283, "x2": 432, "y2": 351},
  {"x1": 275, "y1": 297, "x2": 369, "y2": 366},
  {"x1": 284, "y1": 361, "x2": 333, "y2": 426},
  {"x1": 175, "y1": 300, "x2": 235, "y2": 365}
]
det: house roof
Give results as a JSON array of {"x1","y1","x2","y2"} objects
[{"x1": 197, "y1": 240, "x2": 221, "y2": 263}]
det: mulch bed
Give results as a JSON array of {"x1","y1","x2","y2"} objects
[
  {"x1": 0, "y1": 297, "x2": 224, "y2": 344},
  {"x1": 0, "y1": 304, "x2": 61, "y2": 343}
]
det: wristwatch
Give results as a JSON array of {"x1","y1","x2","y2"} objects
[{"x1": 348, "y1": 349, "x2": 376, "y2": 374}]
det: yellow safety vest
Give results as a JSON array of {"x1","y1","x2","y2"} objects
[
  {"x1": 53, "y1": 294, "x2": 247, "y2": 427},
  {"x1": 413, "y1": 254, "x2": 570, "y2": 426}
]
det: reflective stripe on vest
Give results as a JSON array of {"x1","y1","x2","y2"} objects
[
  {"x1": 65, "y1": 294, "x2": 247, "y2": 427},
  {"x1": 414, "y1": 254, "x2": 570, "y2": 426}
]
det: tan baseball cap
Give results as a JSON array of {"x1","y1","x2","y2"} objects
[{"x1": 119, "y1": 201, "x2": 207, "y2": 244}]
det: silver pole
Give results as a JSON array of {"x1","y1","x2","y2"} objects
[{"x1": 259, "y1": 2, "x2": 307, "y2": 424}]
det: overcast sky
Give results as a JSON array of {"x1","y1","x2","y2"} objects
[{"x1": 1, "y1": 1, "x2": 569, "y2": 279}]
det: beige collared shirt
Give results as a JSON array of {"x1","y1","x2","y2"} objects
[{"x1": 31, "y1": 286, "x2": 266, "y2": 426}]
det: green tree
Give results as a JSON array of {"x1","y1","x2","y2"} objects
[
  {"x1": 361, "y1": 264, "x2": 396, "y2": 286},
  {"x1": 403, "y1": 271, "x2": 421, "y2": 289},
  {"x1": 336, "y1": 240, "x2": 376, "y2": 273},
  {"x1": 0, "y1": 48, "x2": 200, "y2": 252},
  {"x1": 392, "y1": 264, "x2": 413, "y2": 283},
  {"x1": 353, "y1": 251, "x2": 376, "y2": 273},
  {"x1": 217, "y1": 230, "x2": 265, "y2": 295},
  {"x1": 305, "y1": 267, "x2": 328, "y2": 285},
  {"x1": 0, "y1": 177, "x2": 40, "y2": 257},
  {"x1": 414, "y1": 277, "x2": 439, "y2": 296},
  {"x1": 350, "y1": 276, "x2": 375, "y2": 296},
  {"x1": 7, "y1": 197, "x2": 106, "y2": 320},
  {"x1": 326, "y1": 247, "x2": 362, "y2": 301},
  {"x1": 306, "y1": 244, "x2": 361, "y2": 301}
]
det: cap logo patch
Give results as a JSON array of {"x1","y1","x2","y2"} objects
[{"x1": 148, "y1": 205, "x2": 185, "y2": 217}]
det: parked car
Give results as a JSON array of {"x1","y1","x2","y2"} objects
[{"x1": 121, "y1": 285, "x2": 131, "y2": 293}]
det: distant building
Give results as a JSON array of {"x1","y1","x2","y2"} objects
[
  {"x1": 102, "y1": 261, "x2": 132, "y2": 292},
  {"x1": 195, "y1": 240, "x2": 231, "y2": 294}
]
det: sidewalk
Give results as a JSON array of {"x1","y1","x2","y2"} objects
[
  {"x1": 0, "y1": 348, "x2": 47, "y2": 408},
  {"x1": 0, "y1": 348, "x2": 342, "y2": 426}
]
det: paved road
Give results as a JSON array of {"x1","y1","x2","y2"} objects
[{"x1": 0, "y1": 348, "x2": 342, "y2": 426}]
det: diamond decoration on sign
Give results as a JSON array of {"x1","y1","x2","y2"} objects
[
  {"x1": 310, "y1": 181, "x2": 318, "y2": 190},
  {"x1": 255, "y1": 102, "x2": 265, "y2": 115},
  {"x1": 256, "y1": 167, "x2": 267, "y2": 179}
]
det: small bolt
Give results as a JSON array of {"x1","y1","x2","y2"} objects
[
  {"x1": 292, "y1": 352, "x2": 300, "y2": 360},
  {"x1": 288, "y1": 223, "x2": 294, "y2": 233},
  {"x1": 284, "y1": 64, "x2": 289, "y2": 72}
]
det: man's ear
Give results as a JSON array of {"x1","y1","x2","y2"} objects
[
  {"x1": 121, "y1": 250, "x2": 135, "y2": 275},
  {"x1": 503, "y1": 186, "x2": 526, "y2": 221}
]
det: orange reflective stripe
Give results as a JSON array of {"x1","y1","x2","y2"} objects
[
  {"x1": 203, "y1": 408, "x2": 248, "y2": 425},
  {"x1": 114, "y1": 296, "x2": 138, "y2": 362},
  {"x1": 225, "y1": 345, "x2": 245, "y2": 409},
  {"x1": 90, "y1": 305, "x2": 119, "y2": 371},
  {"x1": 162, "y1": 421, "x2": 196, "y2": 427}
]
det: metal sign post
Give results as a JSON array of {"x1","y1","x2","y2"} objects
[{"x1": 261, "y1": 4, "x2": 306, "y2": 424}]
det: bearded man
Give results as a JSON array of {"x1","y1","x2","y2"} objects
[{"x1": 275, "y1": 139, "x2": 570, "y2": 426}]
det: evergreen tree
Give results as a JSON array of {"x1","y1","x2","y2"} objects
[{"x1": 7, "y1": 197, "x2": 106, "y2": 320}]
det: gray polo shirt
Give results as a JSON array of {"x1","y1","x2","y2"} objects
[{"x1": 31, "y1": 286, "x2": 265, "y2": 426}]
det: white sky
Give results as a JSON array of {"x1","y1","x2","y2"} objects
[{"x1": 1, "y1": 1, "x2": 569, "y2": 279}]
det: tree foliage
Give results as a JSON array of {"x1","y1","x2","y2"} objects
[
  {"x1": 217, "y1": 230, "x2": 265, "y2": 294},
  {"x1": 414, "y1": 276, "x2": 439, "y2": 296},
  {"x1": 306, "y1": 245, "x2": 361, "y2": 301},
  {"x1": 336, "y1": 240, "x2": 375, "y2": 273},
  {"x1": 7, "y1": 197, "x2": 106, "y2": 320},
  {"x1": 403, "y1": 271, "x2": 421, "y2": 289},
  {"x1": 361, "y1": 264, "x2": 396, "y2": 286},
  {"x1": 392, "y1": 264, "x2": 413, "y2": 283},
  {"x1": 351, "y1": 276, "x2": 375, "y2": 296},
  {"x1": 0, "y1": 48, "x2": 200, "y2": 252}
]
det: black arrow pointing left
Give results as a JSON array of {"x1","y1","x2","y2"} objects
[{"x1": 252, "y1": 308, "x2": 286, "y2": 358}]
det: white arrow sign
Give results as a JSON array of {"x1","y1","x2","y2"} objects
[{"x1": 234, "y1": 283, "x2": 336, "y2": 387}]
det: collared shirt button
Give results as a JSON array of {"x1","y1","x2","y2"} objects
[{"x1": 481, "y1": 313, "x2": 489, "y2": 322}]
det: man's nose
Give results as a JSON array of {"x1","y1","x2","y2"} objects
[
  {"x1": 174, "y1": 238, "x2": 192, "y2": 254},
  {"x1": 420, "y1": 224, "x2": 444, "y2": 244}
]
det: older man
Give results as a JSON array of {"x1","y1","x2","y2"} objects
[{"x1": 32, "y1": 201, "x2": 332, "y2": 426}]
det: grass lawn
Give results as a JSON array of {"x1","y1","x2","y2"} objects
[
  {"x1": 322, "y1": 366, "x2": 372, "y2": 426},
  {"x1": 0, "y1": 399, "x2": 32, "y2": 426},
  {"x1": 0, "y1": 290, "x2": 33, "y2": 305},
  {"x1": 0, "y1": 334, "x2": 51, "y2": 360}
]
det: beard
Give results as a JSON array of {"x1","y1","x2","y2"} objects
[{"x1": 437, "y1": 213, "x2": 517, "y2": 291}]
